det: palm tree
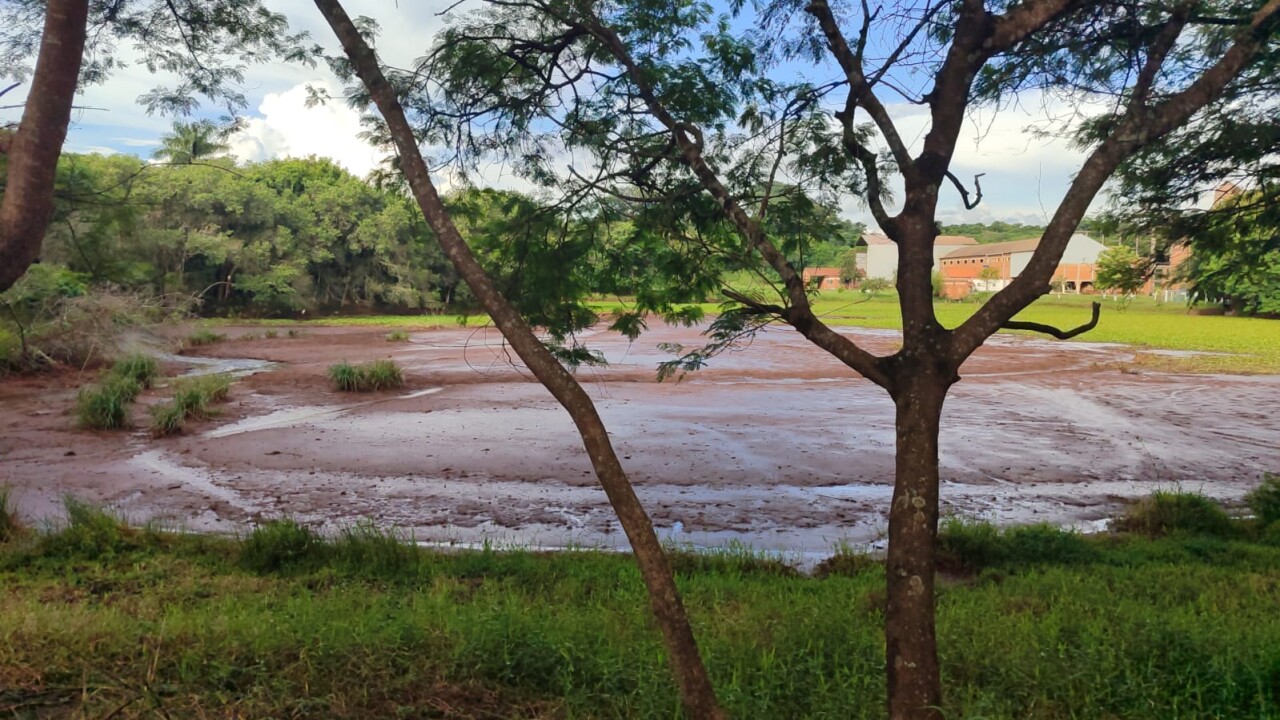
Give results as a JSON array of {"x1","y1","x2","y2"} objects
[{"x1": 152, "y1": 120, "x2": 230, "y2": 164}]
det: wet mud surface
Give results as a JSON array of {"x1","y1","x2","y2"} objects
[{"x1": 2, "y1": 322, "x2": 1276, "y2": 557}]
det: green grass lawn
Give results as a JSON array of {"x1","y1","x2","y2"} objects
[
  {"x1": 210, "y1": 292, "x2": 1280, "y2": 373},
  {"x1": 2, "y1": 499, "x2": 1279, "y2": 719}
]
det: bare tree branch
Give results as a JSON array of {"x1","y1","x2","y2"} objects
[
  {"x1": 945, "y1": 171, "x2": 985, "y2": 210},
  {"x1": 1002, "y1": 301, "x2": 1100, "y2": 339}
]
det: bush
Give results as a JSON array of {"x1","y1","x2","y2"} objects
[
  {"x1": 1111, "y1": 491, "x2": 1236, "y2": 538},
  {"x1": 186, "y1": 329, "x2": 225, "y2": 347},
  {"x1": 240, "y1": 519, "x2": 325, "y2": 574},
  {"x1": 40, "y1": 498, "x2": 133, "y2": 559},
  {"x1": 109, "y1": 353, "x2": 159, "y2": 388},
  {"x1": 937, "y1": 519, "x2": 1099, "y2": 571},
  {"x1": 813, "y1": 546, "x2": 881, "y2": 578},
  {"x1": 76, "y1": 376, "x2": 142, "y2": 429},
  {"x1": 327, "y1": 359, "x2": 404, "y2": 392},
  {"x1": 1245, "y1": 474, "x2": 1280, "y2": 526},
  {"x1": 264, "y1": 330, "x2": 279, "y2": 339},
  {"x1": 148, "y1": 402, "x2": 187, "y2": 437},
  {"x1": 0, "y1": 486, "x2": 18, "y2": 543},
  {"x1": 386, "y1": 330, "x2": 410, "y2": 342}
]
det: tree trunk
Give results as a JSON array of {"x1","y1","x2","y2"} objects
[
  {"x1": 312, "y1": 2, "x2": 725, "y2": 718},
  {"x1": 885, "y1": 369, "x2": 948, "y2": 720},
  {"x1": 0, "y1": 0, "x2": 89, "y2": 293}
]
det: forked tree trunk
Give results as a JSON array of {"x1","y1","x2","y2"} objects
[
  {"x1": 884, "y1": 358, "x2": 949, "y2": 719},
  {"x1": 0, "y1": 0, "x2": 89, "y2": 294},
  {"x1": 312, "y1": 2, "x2": 724, "y2": 718}
]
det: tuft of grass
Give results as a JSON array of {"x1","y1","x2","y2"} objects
[
  {"x1": 813, "y1": 544, "x2": 882, "y2": 578},
  {"x1": 239, "y1": 519, "x2": 325, "y2": 574},
  {"x1": 333, "y1": 522, "x2": 421, "y2": 578},
  {"x1": 148, "y1": 402, "x2": 187, "y2": 437},
  {"x1": 150, "y1": 373, "x2": 234, "y2": 434},
  {"x1": 361, "y1": 359, "x2": 404, "y2": 390},
  {"x1": 1111, "y1": 491, "x2": 1236, "y2": 538},
  {"x1": 938, "y1": 519, "x2": 1100, "y2": 572},
  {"x1": 186, "y1": 329, "x2": 226, "y2": 347},
  {"x1": 264, "y1": 329, "x2": 279, "y2": 339},
  {"x1": 75, "y1": 375, "x2": 142, "y2": 429},
  {"x1": 109, "y1": 353, "x2": 159, "y2": 388},
  {"x1": 40, "y1": 498, "x2": 133, "y2": 559},
  {"x1": 287, "y1": 329, "x2": 303, "y2": 338},
  {"x1": 386, "y1": 330, "x2": 410, "y2": 342},
  {"x1": 1245, "y1": 473, "x2": 1280, "y2": 526},
  {"x1": 238, "y1": 332, "x2": 258, "y2": 341},
  {"x1": 0, "y1": 486, "x2": 18, "y2": 543},
  {"x1": 665, "y1": 541, "x2": 798, "y2": 578},
  {"x1": 327, "y1": 359, "x2": 404, "y2": 392}
]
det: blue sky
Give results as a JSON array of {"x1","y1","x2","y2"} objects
[{"x1": 0, "y1": 0, "x2": 1114, "y2": 229}]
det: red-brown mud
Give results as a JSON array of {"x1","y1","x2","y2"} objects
[{"x1": 2, "y1": 322, "x2": 1276, "y2": 558}]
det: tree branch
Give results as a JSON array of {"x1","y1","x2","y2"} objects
[
  {"x1": 1002, "y1": 301, "x2": 1100, "y2": 339},
  {"x1": 945, "y1": 171, "x2": 985, "y2": 210}
]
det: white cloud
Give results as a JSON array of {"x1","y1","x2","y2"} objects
[{"x1": 227, "y1": 79, "x2": 386, "y2": 177}]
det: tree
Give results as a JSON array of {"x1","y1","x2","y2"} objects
[
  {"x1": 1179, "y1": 188, "x2": 1280, "y2": 314},
  {"x1": 153, "y1": 120, "x2": 231, "y2": 164},
  {"x1": 0, "y1": 0, "x2": 319, "y2": 293},
  {"x1": 1095, "y1": 245, "x2": 1148, "y2": 297},
  {"x1": 312, "y1": 0, "x2": 1280, "y2": 717},
  {"x1": 838, "y1": 248, "x2": 863, "y2": 285}
]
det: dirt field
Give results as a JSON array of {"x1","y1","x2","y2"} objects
[{"x1": 2, "y1": 322, "x2": 1276, "y2": 558}]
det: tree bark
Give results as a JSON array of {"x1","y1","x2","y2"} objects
[
  {"x1": 884, "y1": 367, "x2": 948, "y2": 720},
  {"x1": 0, "y1": 0, "x2": 89, "y2": 293},
  {"x1": 312, "y1": 2, "x2": 725, "y2": 718}
]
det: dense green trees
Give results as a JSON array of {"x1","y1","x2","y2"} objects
[
  {"x1": 1180, "y1": 189, "x2": 1280, "y2": 314},
  {"x1": 1095, "y1": 245, "x2": 1147, "y2": 296},
  {"x1": 27, "y1": 153, "x2": 450, "y2": 316}
]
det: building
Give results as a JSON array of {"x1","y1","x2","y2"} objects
[
  {"x1": 939, "y1": 233, "x2": 1106, "y2": 299},
  {"x1": 801, "y1": 266, "x2": 847, "y2": 290},
  {"x1": 860, "y1": 233, "x2": 978, "y2": 280}
]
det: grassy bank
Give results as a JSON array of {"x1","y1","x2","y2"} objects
[{"x1": 2, "y1": 499, "x2": 1279, "y2": 719}]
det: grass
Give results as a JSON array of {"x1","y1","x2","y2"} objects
[
  {"x1": 0, "y1": 486, "x2": 17, "y2": 543},
  {"x1": 185, "y1": 328, "x2": 226, "y2": 347},
  {"x1": 1110, "y1": 490, "x2": 1237, "y2": 538},
  {"x1": 1246, "y1": 473, "x2": 1280, "y2": 526},
  {"x1": 386, "y1": 330, "x2": 410, "y2": 342},
  {"x1": 75, "y1": 375, "x2": 142, "y2": 429},
  {"x1": 1, "y1": 492, "x2": 1279, "y2": 719},
  {"x1": 327, "y1": 359, "x2": 404, "y2": 392},
  {"x1": 108, "y1": 353, "x2": 159, "y2": 388},
  {"x1": 148, "y1": 373, "x2": 234, "y2": 436}
]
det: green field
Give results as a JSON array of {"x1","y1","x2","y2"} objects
[
  {"x1": 2, "y1": 501, "x2": 1279, "y2": 720},
  {"x1": 211, "y1": 292, "x2": 1280, "y2": 374}
]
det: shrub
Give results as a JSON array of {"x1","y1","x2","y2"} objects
[
  {"x1": 386, "y1": 331, "x2": 410, "y2": 342},
  {"x1": 186, "y1": 329, "x2": 225, "y2": 347},
  {"x1": 264, "y1": 330, "x2": 279, "y2": 339},
  {"x1": 41, "y1": 497, "x2": 133, "y2": 558},
  {"x1": 1245, "y1": 473, "x2": 1280, "y2": 526},
  {"x1": 1111, "y1": 491, "x2": 1235, "y2": 538},
  {"x1": 240, "y1": 519, "x2": 325, "y2": 574},
  {"x1": 287, "y1": 329, "x2": 302, "y2": 338},
  {"x1": 0, "y1": 486, "x2": 18, "y2": 542},
  {"x1": 109, "y1": 353, "x2": 159, "y2": 388},
  {"x1": 362, "y1": 359, "x2": 404, "y2": 391},
  {"x1": 937, "y1": 519, "x2": 1099, "y2": 571},
  {"x1": 813, "y1": 546, "x2": 881, "y2": 578},
  {"x1": 148, "y1": 402, "x2": 187, "y2": 437},
  {"x1": 76, "y1": 376, "x2": 142, "y2": 429},
  {"x1": 327, "y1": 359, "x2": 404, "y2": 392}
]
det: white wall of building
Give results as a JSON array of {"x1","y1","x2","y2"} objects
[{"x1": 866, "y1": 244, "x2": 898, "y2": 280}]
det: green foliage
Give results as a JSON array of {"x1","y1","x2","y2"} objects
[
  {"x1": 75, "y1": 376, "x2": 142, "y2": 429},
  {"x1": 39, "y1": 498, "x2": 132, "y2": 559},
  {"x1": 385, "y1": 330, "x2": 409, "y2": 342},
  {"x1": 938, "y1": 519, "x2": 1100, "y2": 572},
  {"x1": 264, "y1": 329, "x2": 278, "y2": 338},
  {"x1": 1179, "y1": 190, "x2": 1280, "y2": 315},
  {"x1": 4, "y1": 521, "x2": 1280, "y2": 719},
  {"x1": 148, "y1": 402, "x2": 187, "y2": 437},
  {"x1": 1096, "y1": 245, "x2": 1148, "y2": 295},
  {"x1": 0, "y1": 486, "x2": 17, "y2": 543},
  {"x1": 186, "y1": 329, "x2": 226, "y2": 347},
  {"x1": 153, "y1": 120, "x2": 232, "y2": 164},
  {"x1": 861, "y1": 277, "x2": 891, "y2": 295},
  {"x1": 1112, "y1": 491, "x2": 1236, "y2": 538},
  {"x1": 931, "y1": 270, "x2": 946, "y2": 298},
  {"x1": 838, "y1": 249, "x2": 863, "y2": 284},
  {"x1": 239, "y1": 519, "x2": 323, "y2": 574},
  {"x1": 1246, "y1": 474, "x2": 1280, "y2": 526},
  {"x1": 941, "y1": 221, "x2": 1046, "y2": 244},
  {"x1": 108, "y1": 353, "x2": 159, "y2": 388},
  {"x1": 327, "y1": 359, "x2": 404, "y2": 392}
]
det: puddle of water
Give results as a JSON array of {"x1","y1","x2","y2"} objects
[
  {"x1": 203, "y1": 387, "x2": 444, "y2": 438},
  {"x1": 152, "y1": 351, "x2": 277, "y2": 378}
]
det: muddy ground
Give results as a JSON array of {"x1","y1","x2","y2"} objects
[{"x1": 2, "y1": 322, "x2": 1276, "y2": 559}]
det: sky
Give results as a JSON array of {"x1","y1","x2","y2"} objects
[{"x1": 0, "y1": 0, "x2": 1118, "y2": 229}]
